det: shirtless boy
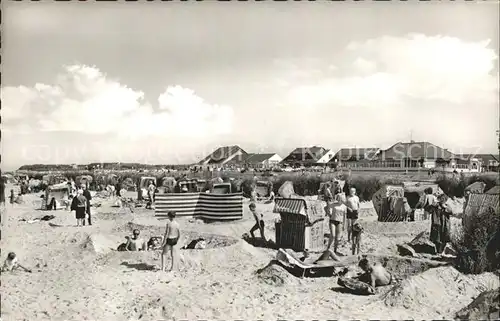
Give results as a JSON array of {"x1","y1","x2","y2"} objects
[
  {"x1": 2, "y1": 252, "x2": 32, "y2": 273},
  {"x1": 346, "y1": 187, "x2": 360, "y2": 242},
  {"x1": 357, "y1": 257, "x2": 392, "y2": 288},
  {"x1": 161, "y1": 211, "x2": 180, "y2": 272}
]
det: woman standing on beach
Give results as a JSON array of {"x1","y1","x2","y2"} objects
[
  {"x1": 327, "y1": 185, "x2": 346, "y2": 254},
  {"x1": 430, "y1": 194, "x2": 452, "y2": 253},
  {"x1": 420, "y1": 187, "x2": 437, "y2": 221},
  {"x1": 71, "y1": 189, "x2": 87, "y2": 227}
]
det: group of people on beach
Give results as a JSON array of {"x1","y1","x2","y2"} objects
[
  {"x1": 418, "y1": 187, "x2": 453, "y2": 254},
  {"x1": 117, "y1": 211, "x2": 181, "y2": 273},
  {"x1": 323, "y1": 182, "x2": 363, "y2": 255}
]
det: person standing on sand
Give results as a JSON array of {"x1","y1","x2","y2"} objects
[
  {"x1": 250, "y1": 185, "x2": 258, "y2": 205},
  {"x1": 327, "y1": 185, "x2": 346, "y2": 254},
  {"x1": 323, "y1": 183, "x2": 334, "y2": 214},
  {"x1": 346, "y1": 187, "x2": 360, "y2": 242},
  {"x1": 417, "y1": 187, "x2": 437, "y2": 221},
  {"x1": 81, "y1": 184, "x2": 92, "y2": 226},
  {"x1": 249, "y1": 202, "x2": 266, "y2": 241},
  {"x1": 9, "y1": 189, "x2": 15, "y2": 206},
  {"x1": 71, "y1": 189, "x2": 87, "y2": 227},
  {"x1": 161, "y1": 211, "x2": 180, "y2": 272},
  {"x1": 434, "y1": 194, "x2": 452, "y2": 254},
  {"x1": 147, "y1": 180, "x2": 156, "y2": 209}
]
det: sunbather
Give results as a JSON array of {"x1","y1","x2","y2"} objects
[
  {"x1": 357, "y1": 257, "x2": 392, "y2": 288},
  {"x1": 125, "y1": 229, "x2": 147, "y2": 251}
]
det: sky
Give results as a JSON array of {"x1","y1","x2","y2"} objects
[{"x1": 2, "y1": 1, "x2": 499, "y2": 170}]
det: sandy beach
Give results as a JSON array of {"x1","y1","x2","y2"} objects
[{"x1": 1, "y1": 188, "x2": 498, "y2": 321}]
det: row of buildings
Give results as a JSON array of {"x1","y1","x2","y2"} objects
[{"x1": 198, "y1": 142, "x2": 499, "y2": 173}]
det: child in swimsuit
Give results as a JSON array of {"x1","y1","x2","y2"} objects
[
  {"x1": 2, "y1": 252, "x2": 32, "y2": 273},
  {"x1": 351, "y1": 222, "x2": 363, "y2": 255},
  {"x1": 161, "y1": 211, "x2": 180, "y2": 272}
]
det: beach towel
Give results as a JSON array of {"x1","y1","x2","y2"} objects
[{"x1": 337, "y1": 277, "x2": 375, "y2": 295}]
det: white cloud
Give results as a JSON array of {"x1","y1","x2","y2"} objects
[
  {"x1": 1, "y1": 64, "x2": 234, "y2": 140},
  {"x1": 284, "y1": 34, "x2": 499, "y2": 108},
  {"x1": 352, "y1": 57, "x2": 377, "y2": 74}
]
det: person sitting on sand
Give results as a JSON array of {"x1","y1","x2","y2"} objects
[
  {"x1": 2, "y1": 252, "x2": 32, "y2": 273},
  {"x1": 161, "y1": 211, "x2": 180, "y2": 272},
  {"x1": 125, "y1": 229, "x2": 147, "y2": 251},
  {"x1": 249, "y1": 202, "x2": 266, "y2": 241},
  {"x1": 357, "y1": 257, "x2": 392, "y2": 288}
]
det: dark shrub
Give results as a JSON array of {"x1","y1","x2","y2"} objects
[{"x1": 453, "y1": 206, "x2": 500, "y2": 274}]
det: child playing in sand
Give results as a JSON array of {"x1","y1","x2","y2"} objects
[
  {"x1": 357, "y1": 257, "x2": 392, "y2": 288},
  {"x1": 2, "y1": 252, "x2": 32, "y2": 273},
  {"x1": 161, "y1": 211, "x2": 180, "y2": 272},
  {"x1": 249, "y1": 203, "x2": 266, "y2": 241}
]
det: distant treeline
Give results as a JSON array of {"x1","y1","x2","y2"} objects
[{"x1": 18, "y1": 163, "x2": 191, "y2": 171}]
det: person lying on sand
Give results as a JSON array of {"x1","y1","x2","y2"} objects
[
  {"x1": 125, "y1": 229, "x2": 147, "y2": 251},
  {"x1": 147, "y1": 236, "x2": 163, "y2": 251},
  {"x1": 357, "y1": 257, "x2": 392, "y2": 288},
  {"x1": 314, "y1": 249, "x2": 342, "y2": 263},
  {"x1": 2, "y1": 252, "x2": 32, "y2": 273}
]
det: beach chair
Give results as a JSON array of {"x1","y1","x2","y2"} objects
[{"x1": 276, "y1": 248, "x2": 337, "y2": 278}]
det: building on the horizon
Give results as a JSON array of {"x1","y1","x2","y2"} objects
[
  {"x1": 329, "y1": 141, "x2": 485, "y2": 173},
  {"x1": 376, "y1": 141, "x2": 455, "y2": 169},
  {"x1": 198, "y1": 145, "x2": 249, "y2": 166},
  {"x1": 280, "y1": 146, "x2": 331, "y2": 167},
  {"x1": 244, "y1": 153, "x2": 283, "y2": 169},
  {"x1": 327, "y1": 147, "x2": 380, "y2": 168},
  {"x1": 459, "y1": 154, "x2": 499, "y2": 172}
]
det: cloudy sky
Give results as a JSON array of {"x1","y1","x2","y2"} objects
[{"x1": 2, "y1": 1, "x2": 499, "y2": 170}]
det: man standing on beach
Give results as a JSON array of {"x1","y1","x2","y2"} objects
[
  {"x1": 346, "y1": 187, "x2": 360, "y2": 242},
  {"x1": 161, "y1": 211, "x2": 180, "y2": 273}
]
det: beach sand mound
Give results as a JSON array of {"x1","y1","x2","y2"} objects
[
  {"x1": 82, "y1": 233, "x2": 121, "y2": 254},
  {"x1": 255, "y1": 261, "x2": 301, "y2": 287},
  {"x1": 455, "y1": 288, "x2": 500, "y2": 320},
  {"x1": 363, "y1": 254, "x2": 450, "y2": 282},
  {"x1": 383, "y1": 266, "x2": 500, "y2": 315}
]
